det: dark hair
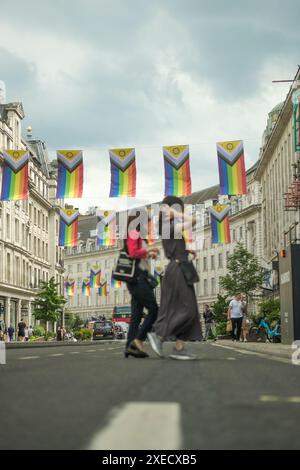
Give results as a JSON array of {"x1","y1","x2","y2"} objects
[
  {"x1": 158, "y1": 196, "x2": 184, "y2": 237},
  {"x1": 126, "y1": 208, "x2": 149, "y2": 240}
]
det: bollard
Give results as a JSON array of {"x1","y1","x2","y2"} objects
[{"x1": 0, "y1": 341, "x2": 6, "y2": 365}]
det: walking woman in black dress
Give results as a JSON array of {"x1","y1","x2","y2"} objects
[
  {"x1": 124, "y1": 209, "x2": 159, "y2": 358},
  {"x1": 148, "y1": 196, "x2": 202, "y2": 360}
]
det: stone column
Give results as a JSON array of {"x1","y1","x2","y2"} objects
[
  {"x1": 5, "y1": 297, "x2": 11, "y2": 328},
  {"x1": 28, "y1": 301, "x2": 32, "y2": 327},
  {"x1": 17, "y1": 299, "x2": 22, "y2": 325}
]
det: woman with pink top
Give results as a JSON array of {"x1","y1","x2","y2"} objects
[{"x1": 124, "y1": 210, "x2": 159, "y2": 359}]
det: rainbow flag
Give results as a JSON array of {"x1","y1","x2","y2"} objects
[
  {"x1": 97, "y1": 210, "x2": 116, "y2": 246},
  {"x1": 82, "y1": 278, "x2": 91, "y2": 296},
  {"x1": 58, "y1": 209, "x2": 79, "y2": 247},
  {"x1": 217, "y1": 140, "x2": 247, "y2": 195},
  {"x1": 56, "y1": 150, "x2": 83, "y2": 198},
  {"x1": 209, "y1": 205, "x2": 231, "y2": 244},
  {"x1": 90, "y1": 266, "x2": 101, "y2": 288},
  {"x1": 65, "y1": 278, "x2": 75, "y2": 297},
  {"x1": 163, "y1": 145, "x2": 191, "y2": 197},
  {"x1": 0, "y1": 150, "x2": 29, "y2": 201},
  {"x1": 109, "y1": 148, "x2": 136, "y2": 197},
  {"x1": 111, "y1": 272, "x2": 122, "y2": 288},
  {"x1": 98, "y1": 278, "x2": 108, "y2": 296}
]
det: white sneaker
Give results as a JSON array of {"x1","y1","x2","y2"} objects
[
  {"x1": 169, "y1": 348, "x2": 197, "y2": 361},
  {"x1": 147, "y1": 332, "x2": 164, "y2": 358}
]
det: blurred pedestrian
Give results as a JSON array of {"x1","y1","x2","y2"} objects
[
  {"x1": 7, "y1": 325, "x2": 14, "y2": 342},
  {"x1": 148, "y1": 197, "x2": 202, "y2": 360},
  {"x1": 28, "y1": 325, "x2": 33, "y2": 340},
  {"x1": 124, "y1": 209, "x2": 159, "y2": 358},
  {"x1": 17, "y1": 318, "x2": 26, "y2": 342},
  {"x1": 203, "y1": 304, "x2": 215, "y2": 341},
  {"x1": 228, "y1": 293, "x2": 244, "y2": 341},
  {"x1": 24, "y1": 326, "x2": 29, "y2": 342}
]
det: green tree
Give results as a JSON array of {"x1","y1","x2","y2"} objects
[
  {"x1": 211, "y1": 294, "x2": 229, "y2": 336},
  {"x1": 33, "y1": 277, "x2": 67, "y2": 333},
  {"x1": 219, "y1": 243, "x2": 264, "y2": 301},
  {"x1": 258, "y1": 298, "x2": 280, "y2": 326}
]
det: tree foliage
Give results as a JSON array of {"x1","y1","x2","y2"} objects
[
  {"x1": 219, "y1": 243, "x2": 263, "y2": 299},
  {"x1": 33, "y1": 277, "x2": 67, "y2": 330}
]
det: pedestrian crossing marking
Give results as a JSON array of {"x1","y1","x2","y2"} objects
[
  {"x1": 18, "y1": 356, "x2": 40, "y2": 360},
  {"x1": 259, "y1": 395, "x2": 300, "y2": 403},
  {"x1": 48, "y1": 353, "x2": 64, "y2": 357}
]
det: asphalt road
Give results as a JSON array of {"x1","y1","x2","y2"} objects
[{"x1": 0, "y1": 341, "x2": 300, "y2": 450}]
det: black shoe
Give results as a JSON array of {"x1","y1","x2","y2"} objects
[
  {"x1": 124, "y1": 346, "x2": 149, "y2": 358},
  {"x1": 130, "y1": 341, "x2": 149, "y2": 357}
]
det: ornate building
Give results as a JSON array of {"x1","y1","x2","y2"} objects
[{"x1": 0, "y1": 98, "x2": 64, "y2": 333}]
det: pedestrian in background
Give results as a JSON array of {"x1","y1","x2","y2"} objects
[
  {"x1": 227, "y1": 293, "x2": 244, "y2": 342},
  {"x1": 124, "y1": 209, "x2": 159, "y2": 358},
  {"x1": 240, "y1": 297, "x2": 249, "y2": 342},
  {"x1": 148, "y1": 196, "x2": 202, "y2": 360},
  {"x1": 17, "y1": 318, "x2": 26, "y2": 342},
  {"x1": 24, "y1": 326, "x2": 29, "y2": 342},
  {"x1": 28, "y1": 325, "x2": 33, "y2": 340},
  {"x1": 203, "y1": 304, "x2": 215, "y2": 341},
  {"x1": 7, "y1": 325, "x2": 14, "y2": 342}
]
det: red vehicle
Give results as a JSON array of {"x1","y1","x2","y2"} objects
[{"x1": 112, "y1": 306, "x2": 131, "y2": 324}]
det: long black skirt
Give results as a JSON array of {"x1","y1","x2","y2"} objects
[{"x1": 154, "y1": 260, "x2": 202, "y2": 341}]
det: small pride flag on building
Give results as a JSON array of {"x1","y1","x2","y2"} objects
[
  {"x1": 0, "y1": 150, "x2": 29, "y2": 201},
  {"x1": 209, "y1": 205, "x2": 231, "y2": 244},
  {"x1": 97, "y1": 210, "x2": 116, "y2": 247},
  {"x1": 98, "y1": 278, "x2": 108, "y2": 297},
  {"x1": 216, "y1": 140, "x2": 247, "y2": 196},
  {"x1": 111, "y1": 271, "x2": 122, "y2": 288},
  {"x1": 56, "y1": 150, "x2": 83, "y2": 198},
  {"x1": 58, "y1": 209, "x2": 79, "y2": 247},
  {"x1": 90, "y1": 266, "x2": 101, "y2": 288},
  {"x1": 163, "y1": 145, "x2": 191, "y2": 197},
  {"x1": 65, "y1": 278, "x2": 75, "y2": 297},
  {"x1": 82, "y1": 278, "x2": 91, "y2": 296},
  {"x1": 109, "y1": 148, "x2": 136, "y2": 197}
]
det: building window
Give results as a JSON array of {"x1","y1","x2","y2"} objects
[
  {"x1": 6, "y1": 253, "x2": 11, "y2": 282},
  {"x1": 203, "y1": 257, "x2": 207, "y2": 271},
  {"x1": 211, "y1": 278, "x2": 216, "y2": 295},
  {"x1": 46, "y1": 216, "x2": 48, "y2": 232},
  {"x1": 240, "y1": 226, "x2": 243, "y2": 240},
  {"x1": 77, "y1": 264, "x2": 82, "y2": 272},
  {"x1": 232, "y1": 229, "x2": 236, "y2": 241},
  {"x1": 34, "y1": 207, "x2": 37, "y2": 225},
  {"x1": 218, "y1": 253, "x2": 223, "y2": 268},
  {"x1": 6, "y1": 214, "x2": 10, "y2": 238},
  {"x1": 211, "y1": 255, "x2": 215, "y2": 270},
  {"x1": 15, "y1": 219, "x2": 19, "y2": 243},
  {"x1": 226, "y1": 251, "x2": 230, "y2": 267},
  {"x1": 203, "y1": 279, "x2": 208, "y2": 296}
]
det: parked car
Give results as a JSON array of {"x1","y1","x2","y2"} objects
[{"x1": 93, "y1": 321, "x2": 114, "y2": 340}]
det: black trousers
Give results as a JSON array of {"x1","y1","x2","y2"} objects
[
  {"x1": 231, "y1": 317, "x2": 243, "y2": 341},
  {"x1": 126, "y1": 276, "x2": 158, "y2": 348}
]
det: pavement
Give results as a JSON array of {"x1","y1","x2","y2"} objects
[{"x1": 0, "y1": 340, "x2": 300, "y2": 450}]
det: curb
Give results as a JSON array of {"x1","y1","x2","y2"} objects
[
  {"x1": 215, "y1": 340, "x2": 293, "y2": 360},
  {"x1": 5, "y1": 340, "x2": 126, "y2": 350}
]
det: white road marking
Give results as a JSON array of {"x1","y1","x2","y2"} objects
[
  {"x1": 86, "y1": 349, "x2": 96, "y2": 352},
  {"x1": 19, "y1": 356, "x2": 40, "y2": 360},
  {"x1": 48, "y1": 353, "x2": 64, "y2": 357},
  {"x1": 212, "y1": 343, "x2": 293, "y2": 365},
  {"x1": 259, "y1": 395, "x2": 300, "y2": 403},
  {"x1": 226, "y1": 357, "x2": 236, "y2": 361},
  {"x1": 87, "y1": 402, "x2": 182, "y2": 450},
  {"x1": 69, "y1": 351, "x2": 80, "y2": 354}
]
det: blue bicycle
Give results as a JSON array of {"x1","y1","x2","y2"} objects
[{"x1": 249, "y1": 319, "x2": 281, "y2": 343}]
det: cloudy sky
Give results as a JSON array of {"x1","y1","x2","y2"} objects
[{"x1": 1, "y1": 0, "x2": 299, "y2": 211}]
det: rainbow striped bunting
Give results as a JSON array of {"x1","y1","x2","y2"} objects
[
  {"x1": 58, "y1": 209, "x2": 79, "y2": 247},
  {"x1": 0, "y1": 150, "x2": 29, "y2": 201},
  {"x1": 209, "y1": 205, "x2": 231, "y2": 244},
  {"x1": 56, "y1": 150, "x2": 83, "y2": 198},
  {"x1": 98, "y1": 278, "x2": 108, "y2": 296},
  {"x1": 216, "y1": 140, "x2": 247, "y2": 195},
  {"x1": 111, "y1": 272, "x2": 122, "y2": 288},
  {"x1": 65, "y1": 278, "x2": 75, "y2": 297},
  {"x1": 109, "y1": 148, "x2": 136, "y2": 197},
  {"x1": 82, "y1": 278, "x2": 91, "y2": 296},
  {"x1": 90, "y1": 266, "x2": 101, "y2": 288},
  {"x1": 163, "y1": 145, "x2": 191, "y2": 197},
  {"x1": 97, "y1": 210, "x2": 116, "y2": 246}
]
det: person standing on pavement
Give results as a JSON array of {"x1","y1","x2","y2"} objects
[
  {"x1": 24, "y1": 325, "x2": 29, "y2": 342},
  {"x1": 203, "y1": 304, "x2": 215, "y2": 341},
  {"x1": 148, "y1": 196, "x2": 202, "y2": 360},
  {"x1": 240, "y1": 297, "x2": 249, "y2": 342},
  {"x1": 28, "y1": 325, "x2": 33, "y2": 341},
  {"x1": 124, "y1": 209, "x2": 159, "y2": 359},
  {"x1": 7, "y1": 325, "x2": 14, "y2": 342},
  {"x1": 17, "y1": 318, "x2": 26, "y2": 342},
  {"x1": 228, "y1": 294, "x2": 244, "y2": 342}
]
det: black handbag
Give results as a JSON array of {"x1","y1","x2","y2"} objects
[
  {"x1": 113, "y1": 244, "x2": 136, "y2": 284},
  {"x1": 176, "y1": 260, "x2": 199, "y2": 285},
  {"x1": 144, "y1": 272, "x2": 158, "y2": 289}
]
